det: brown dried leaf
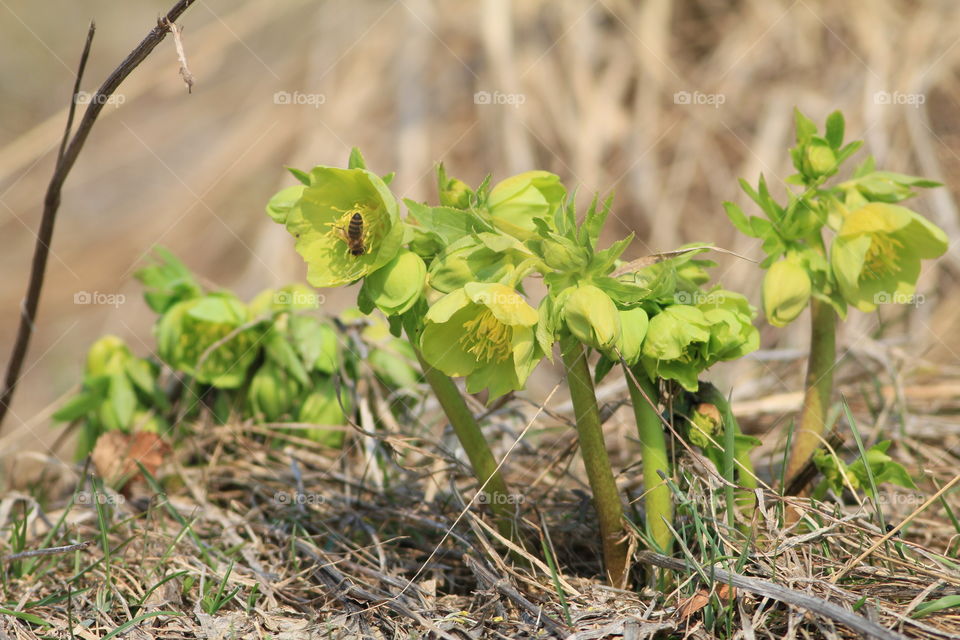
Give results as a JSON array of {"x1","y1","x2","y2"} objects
[{"x1": 91, "y1": 431, "x2": 170, "y2": 493}]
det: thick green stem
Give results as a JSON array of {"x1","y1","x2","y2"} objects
[
  {"x1": 561, "y1": 342, "x2": 629, "y2": 587},
  {"x1": 701, "y1": 384, "x2": 758, "y2": 523},
  {"x1": 625, "y1": 368, "x2": 673, "y2": 555},
  {"x1": 414, "y1": 349, "x2": 515, "y2": 538},
  {"x1": 785, "y1": 297, "x2": 836, "y2": 491}
]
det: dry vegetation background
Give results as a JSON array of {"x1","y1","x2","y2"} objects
[{"x1": 2, "y1": 0, "x2": 960, "y2": 464}]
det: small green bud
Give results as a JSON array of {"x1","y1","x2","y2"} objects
[
  {"x1": 360, "y1": 249, "x2": 426, "y2": 316},
  {"x1": 615, "y1": 307, "x2": 648, "y2": 365},
  {"x1": 562, "y1": 285, "x2": 621, "y2": 351},
  {"x1": 805, "y1": 143, "x2": 836, "y2": 177},
  {"x1": 763, "y1": 258, "x2": 811, "y2": 327}
]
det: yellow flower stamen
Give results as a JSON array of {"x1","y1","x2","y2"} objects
[
  {"x1": 459, "y1": 309, "x2": 512, "y2": 363},
  {"x1": 862, "y1": 233, "x2": 903, "y2": 281}
]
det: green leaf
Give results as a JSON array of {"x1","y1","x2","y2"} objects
[
  {"x1": 348, "y1": 147, "x2": 367, "y2": 170},
  {"x1": 52, "y1": 391, "x2": 100, "y2": 422},
  {"x1": 794, "y1": 108, "x2": 818, "y2": 144},
  {"x1": 106, "y1": 372, "x2": 136, "y2": 431},
  {"x1": 405, "y1": 200, "x2": 485, "y2": 245},
  {"x1": 913, "y1": 595, "x2": 960, "y2": 618},
  {"x1": 723, "y1": 202, "x2": 754, "y2": 236},
  {"x1": 825, "y1": 110, "x2": 844, "y2": 149},
  {"x1": 0, "y1": 608, "x2": 50, "y2": 626},
  {"x1": 287, "y1": 167, "x2": 311, "y2": 185},
  {"x1": 264, "y1": 328, "x2": 311, "y2": 386}
]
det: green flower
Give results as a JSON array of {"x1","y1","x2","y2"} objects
[
  {"x1": 359, "y1": 249, "x2": 426, "y2": 316},
  {"x1": 428, "y1": 233, "x2": 530, "y2": 293},
  {"x1": 831, "y1": 203, "x2": 947, "y2": 312},
  {"x1": 696, "y1": 288, "x2": 759, "y2": 361},
  {"x1": 486, "y1": 171, "x2": 566, "y2": 238},
  {"x1": 156, "y1": 293, "x2": 261, "y2": 388},
  {"x1": 273, "y1": 167, "x2": 404, "y2": 288},
  {"x1": 640, "y1": 305, "x2": 711, "y2": 391},
  {"x1": 561, "y1": 284, "x2": 621, "y2": 351},
  {"x1": 763, "y1": 257, "x2": 811, "y2": 327},
  {"x1": 420, "y1": 283, "x2": 540, "y2": 399}
]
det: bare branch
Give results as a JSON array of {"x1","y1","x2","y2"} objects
[{"x1": 0, "y1": 0, "x2": 199, "y2": 431}]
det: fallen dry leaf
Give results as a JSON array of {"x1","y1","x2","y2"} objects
[{"x1": 92, "y1": 431, "x2": 170, "y2": 495}]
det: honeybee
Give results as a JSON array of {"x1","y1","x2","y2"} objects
[{"x1": 330, "y1": 211, "x2": 366, "y2": 257}]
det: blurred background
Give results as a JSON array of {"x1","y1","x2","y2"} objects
[{"x1": 2, "y1": 0, "x2": 960, "y2": 465}]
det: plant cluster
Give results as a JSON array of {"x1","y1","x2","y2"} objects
[{"x1": 53, "y1": 249, "x2": 418, "y2": 459}]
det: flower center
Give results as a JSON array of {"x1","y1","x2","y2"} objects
[
  {"x1": 458, "y1": 309, "x2": 512, "y2": 363},
  {"x1": 862, "y1": 233, "x2": 903, "y2": 281}
]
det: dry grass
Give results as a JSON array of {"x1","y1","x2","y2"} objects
[{"x1": 2, "y1": 361, "x2": 960, "y2": 638}]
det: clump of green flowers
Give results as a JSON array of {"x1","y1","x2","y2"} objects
[
  {"x1": 54, "y1": 249, "x2": 419, "y2": 457},
  {"x1": 266, "y1": 150, "x2": 761, "y2": 585},
  {"x1": 725, "y1": 110, "x2": 946, "y2": 496}
]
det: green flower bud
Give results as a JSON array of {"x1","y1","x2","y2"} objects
[
  {"x1": 298, "y1": 383, "x2": 350, "y2": 448},
  {"x1": 831, "y1": 203, "x2": 947, "y2": 312},
  {"x1": 561, "y1": 285, "x2": 621, "y2": 351},
  {"x1": 486, "y1": 171, "x2": 566, "y2": 238},
  {"x1": 763, "y1": 258, "x2": 811, "y2": 327},
  {"x1": 615, "y1": 307, "x2": 649, "y2": 365},
  {"x1": 248, "y1": 360, "x2": 300, "y2": 422},
  {"x1": 805, "y1": 142, "x2": 836, "y2": 176},
  {"x1": 689, "y1": 402, "x2": 722, "y2": 448},
  {"x1": 359, "y1": 249, "x2": 426, "y2": 316},
  {"x1": 86, "y1": 336, "x2": 132, "y2": 377},
  {"x1": 421, "y1": 283, "x2": 540, "y2": 399},
  {"x1": 437, "y1": 165, "x2": 475, "y2": 209}
]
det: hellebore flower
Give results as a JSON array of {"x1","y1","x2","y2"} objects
[
  {"x1": 562, "y1": 284, "x2": 621, "y2": 352},
  {"x1": 831, "y1": 203, "x2": 947, "y2": 312},
  {"x1": 696, "y1": 288, "x2": 760, "y2": 361},
  {"x1": 640, "y1": 305, "x2": 711, "y2": 391},
  {"x1": 359, "y1": 249, "x2": 426, "y2": 316},
  {"x1": 486, "y1": 171, "x2": 566, "y2": 238},
  {"x1": 420, "y1": 283, "x2": 540, "y2": 399},
  {"x1": 272, "y1": 167, "x2": 404, "y2": 288},
  {"x1": 763, "y1": 257, "x2": 812, "y2": 327},
  {"x1": 428, "y1": 233, "x2": 530, "y2": 293},
  {"x1": 156, "y1": 293, "x2": 261, "y2": 389}
]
